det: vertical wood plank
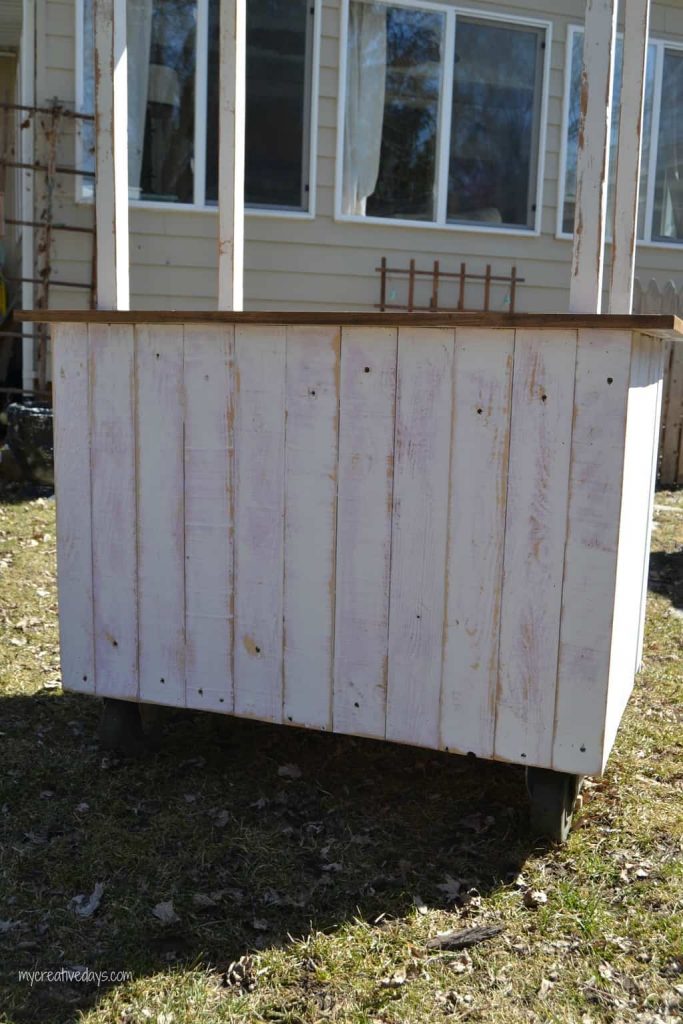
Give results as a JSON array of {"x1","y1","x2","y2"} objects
[
  {"x1": 440, "y1": 328, "x2": 514, "y2": 758},
  {"x1": 233, "y1": 325, "x2": 286, "y2": 721},
  {"x1": 603, "y1": 332, "x2": 663, "y2": 763},
  {"x1": 333, "y1": 326, "x2": 397, "y2": 738},
  {"x1": 136, "y1": 325, "x2": 185, "y2": 707},
  {"x1": 93, "y1": 0, "x2": 129, "y2": 310},
  {"x1": 660, "y1": 342, "x2": 683, "y2": 484},
  {"x1": 184, "y1": 324, "x2": 234, "y2": 712},
  {"x1": 608, "y1": 0, "x2": 651, "y2": 314},
  {"x1": 494, "y1": 329, "x2": 577, "y2": 768},
  {"x1": 552, "y1": 329, "x2": 632, "y2": 774},
  {"x1": 53, "y1": 324, "x2": 95, "y2": 695},
  {"x1": 217, "y1": 0, "x2": 246, "y2": 310},
  {"x1": 569, "y1": 0, "x2": 618, "y2": 313},
  {"x1": 90, "y1": 323, "x2": 138, "y2": 698},
  {"x1": 385, "y1": 327, "x2": 454, "y2": 749},
  {"x1": 283, "y1": 326, "x2": 341, "y2": 730},
  {"x1": 635, "y1": 339, "x2": 665, "y2": 671}
]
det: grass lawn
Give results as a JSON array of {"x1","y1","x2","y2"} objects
[{"x1": 0, "y1": 483, "x2": 681, "y2": 1024}]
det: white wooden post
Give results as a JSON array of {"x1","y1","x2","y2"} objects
[
  {"x1": 217, "y1": 0, "x2": 246, "y2": 311},
  {"x1": 569, "y1": 0, "x2": 619, "y2": 313},
  {"x1": 94, "y1": 0, "x2": 129, "y2": 310},
  {"x1": 608, "y1": 0, "x2": 651, "y2": 313},
  {"x1": 20, "y1": 0, "x2": 35, "y2": 389}
]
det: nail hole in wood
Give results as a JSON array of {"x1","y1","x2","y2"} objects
[
  {"x1": 580, "y1": 744, "x2": 586, "y2": 752},
  {"x1": 607, "y1": 377, "x2": 613, "y2": 385},
  {"x1": 309, "y1": 388, "x2": 316, "y2": 396},
  {"x1": 541, "y1": 394, "x2": 547, "y2": 403},
  {"x1": 354, "y1": 701, "x2": 360, "y2": 708},
  {"x1": 198, "y1": 688, "x2": 203, "y2": 695},
  {"x1": 477, "y1": 407, "x2": 483, "y2": 415},
  {"x1": 156, "y1": 353, "x2": 160, "y2": 359},
  {"x1": 160, "y1": 677, "x2": 165, "y2": 684},
  {"x1": 520, "y1": 752, "x2": 527, "y2": 758},
  {"x1": 255, "y1": 646, "x2": 261, "y2": 654},
  {"x1": 287, "y1": 715, "x2": 293, "y2": 722},
  {"x1": 219, "y1": 698, "x2": 224, "y2": 703},
  {"x1": 112, "y1": 639, "x2": 118, "y2": 647},
  {"x1": 364, "y1": 366, "x2": 370, "y2": 373},
  {"x1": 416, "y1": 614, "x2": 421, "y2": 619},
  {"x1": 82, "y1": 675, "x2": 88, "y2": 682}
]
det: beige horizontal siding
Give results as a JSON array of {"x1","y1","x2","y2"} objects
[{"x1": 31, "y1": 0, "x2": 683, "y2": 315}]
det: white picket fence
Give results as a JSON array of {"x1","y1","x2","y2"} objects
[{"x1": 633, "y1": 280, "x2": 683, "y2": 485}]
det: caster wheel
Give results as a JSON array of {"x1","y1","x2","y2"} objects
[
  {"x1": 526, "y1": 767, "x2": 583, "y2": 843},
  {"x1": 99, "y1": 698, "x2": 146, "y2": 757}
]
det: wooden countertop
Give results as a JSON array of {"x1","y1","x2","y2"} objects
[{"x1": 15, "y1": 310, "x2": 683, "y2": 338}]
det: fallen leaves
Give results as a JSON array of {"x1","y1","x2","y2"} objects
[
  {"x1": 152, "y1": 901, "x2": 180, "y2": 925},
  {"x1": 222, "y1": 956, "x2": 257, "y2": 992},
  {"x1": 436, "y1": 874, "x2": 462, "y2": 902},
  {"x1": 425, "y1": 924, "x2": 504, "y2": 951},
  {"x1": 70, "y1": 881, "x2": 104, "y2": 919},
  {"x1": 523, "y1": 888, "x2": 549, "y2": 909}
]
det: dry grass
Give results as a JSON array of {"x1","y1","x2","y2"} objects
[{"x1": 0, "y1": 482, "x2": 681, "y2": 1024}]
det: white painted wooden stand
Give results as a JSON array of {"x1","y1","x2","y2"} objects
[
  {"x1": 21, "y1": 0, "x2": 681, "y2": 841},
  {"x1": 22, "y1": 308, "x2": 682, "y2": 832}
]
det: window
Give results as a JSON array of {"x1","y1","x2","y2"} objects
[
  {"x1": 560, "y1": 27, "x2": 683, "y2": 246},
  {"x1": 340, "y1": 0, "x2": 549, "y2": 232},
  {"x1": 78, "y1": 0, "x2": 316, "y2": 211}
]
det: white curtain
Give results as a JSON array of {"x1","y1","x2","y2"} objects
[
  {"x1": 343, "y1": 2, "x2": 387, "y2": 215},
  {"x1": 127, "y1": 0, "x2": 154, "y2": 194}
]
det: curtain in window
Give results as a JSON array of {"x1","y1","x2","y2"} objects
[
  {"x1": 343, "y1": 2, "x2": 387, "y2": 215},
  {"x1": 127, "y1": 0, "x2": 154, "y2": 194}
]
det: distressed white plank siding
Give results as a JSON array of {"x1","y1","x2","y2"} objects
[
  {"x1": 233, "y1": 325, "x2": 286, "y2": 720},
  {"x1": 50, "y1": 318, "x2": 672, "y2": 776},
  {"x1": 333, "y1": 326, "x2": 397, "y2": 738},
  {"x1": 89, "y1": 323, "x2": 138, "y2": 697},
  {"x1": 552, "y1": 329, "x2": 632, "y2": 772},
  {"x1": 183, "y1": 325, "x2": 234, "y2": 712},
  {"x1": 603, "y1": 333, "x2": 665, "y2": 764},
  {"x1": 385, "y1": 328, "x2": 454, "y2": 750},
  {"x1": 136, "y1": 325, "x2": 186, "y2": 706},
  {"x1": 494, "y1": 330, "x2": 577, "y2": 768},
  {"x1": 440, "y1": 328, "x2": 514, "y2": 759},
  {"x1": 635, "y1": 346, "x2": 665, "y2": 672},
  {"x1": 52, "y1": 324, "x2": 95, "y2": 694},
  {"x1": 282, "y1": 326, "x2": 340, "y2": 730}
]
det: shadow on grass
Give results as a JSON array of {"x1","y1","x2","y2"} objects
[
  {"x1": 649, "y1": 547, "x2": 683, "y2": 610},
  {"x1": 1, "y1": 690, "x2": 540, "y2": 1023},
  {"x1": 0, "y1": 482, "x2": 54, "y2": 506}
]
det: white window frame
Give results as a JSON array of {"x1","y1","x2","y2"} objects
[
  {"x1": 74, "y1": 0, "x2": 321, "y2": 219},
  {"x1": 557, "y1": 24, "x2": 683, "y2": 249},
  {"x1": 334, "y1": 0, "x2": 552, "y2": 237}
]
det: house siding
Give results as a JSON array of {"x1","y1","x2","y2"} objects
[{"x1": 35, "y1": 0, "x2": 683, "y2": 314}]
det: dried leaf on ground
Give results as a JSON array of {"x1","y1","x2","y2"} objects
[
  {"x1": 152, "y1": 901, "x2": 180, "y2": 925},
  {"x1": 426, "y1": 924, "x2": 504, "y2": 951},
  {"x1": 70, "y1": 881, "x2": 104, "y2": 919}
]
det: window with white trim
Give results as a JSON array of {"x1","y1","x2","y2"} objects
[
  {"x1": 560, "y1": 27, "x2": 683, "y2": 245},
  {"x1": 78, "y1": 0, "x2": 315, "y2": 210},
  {"x1": 340, "y1": 0, "x2": 548, "y2": 231}
]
